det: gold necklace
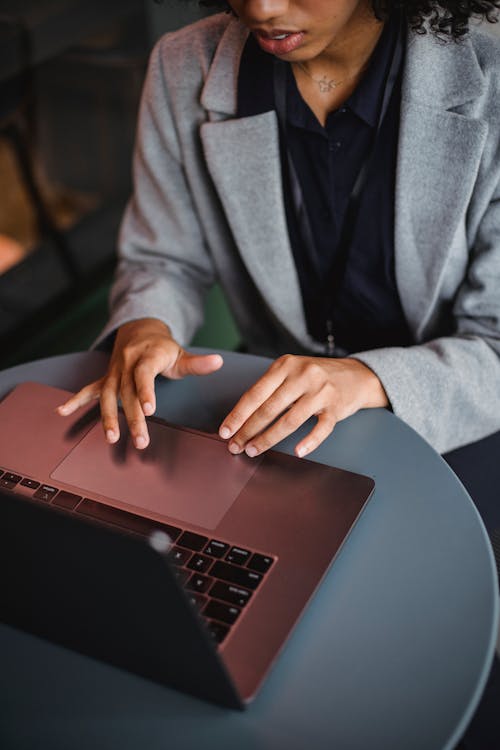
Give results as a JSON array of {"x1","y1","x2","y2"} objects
[{"x1": 295, "y1": 61, "x2": 368, "y2": 94}]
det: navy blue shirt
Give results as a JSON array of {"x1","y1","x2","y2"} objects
[{"x1": 238, "y1": 15, "x2": 412, "y2": 353}]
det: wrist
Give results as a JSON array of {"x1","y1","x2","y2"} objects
[
  {"x1": 347, "y1": 358, "x2": 389, "y2": 409},
  {"x1": 118, "y1": 318, "x2": 174, "y2": 342}
]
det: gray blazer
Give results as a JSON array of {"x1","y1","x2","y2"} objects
[{"x1": 97, "y1": 14, "x2": 500, "y2": 454}]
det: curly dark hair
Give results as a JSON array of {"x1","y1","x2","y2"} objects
[{"x1": 191, "y1": 0, "x2": 500, "y2": 40}]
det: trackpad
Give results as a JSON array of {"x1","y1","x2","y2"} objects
[{"x1": 52, "y1": 416, "x2": 261, "y2": 530}]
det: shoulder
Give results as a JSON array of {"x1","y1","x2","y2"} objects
[
  {"x1": 466, "y1": 25, "x2": 500, "y2": 118},
  {"x1": 403, "y1": 23, "x2": 500, "y2": 114},
  {"x1": 466, "y1": 24, "x2": 500, "y2": 70},
  {"x1": 150, "y1": 13, "x2": 233, "y2": 81}
]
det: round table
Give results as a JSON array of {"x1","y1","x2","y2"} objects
[{"x1": 0, "y1": 350, "x2": 498, "y2": 750}]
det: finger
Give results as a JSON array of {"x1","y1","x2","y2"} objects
[
  {"x1": 294, "y1": 413, "x2": 336, "y2": 458},
  {"x1": 100, "y1": 375, "x2": 121, "y2": 444},
  {"x1": 56, "y1": 380, "x2": 102, "y2": 415},
  {"x1": 227, "y1": 380, "x2": 305, "y2": 454},
  {"x1": 133, "y1": 353, "x2": 166, "y2": 416},
  {"x1": 237, "y1": 393, "x2": 319, "y2": 457},
  {"x1": 173, "y1": 352, "x2": 224, "y2": 379},
  {"x1": 120, "y1": 370, "x2": 150, "y2": 450},
  {"x1": 219, "y1": 369, "x2": 287, "y2": 443}
]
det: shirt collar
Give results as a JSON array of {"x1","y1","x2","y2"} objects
[
  {"x1": 345, "y1": 13, "x2": 401, "y2": 128},
  {"x1": 237, "y1": 12, "x2": 402, "y2": 130}
]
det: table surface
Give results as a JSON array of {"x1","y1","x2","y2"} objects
[{"x1": 0, "y1": 350, "x2": 498, "y2": 750}]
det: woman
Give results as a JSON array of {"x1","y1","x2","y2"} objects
[{"x1": 58, "y1": 0, "x2": 500, "y2": 460}]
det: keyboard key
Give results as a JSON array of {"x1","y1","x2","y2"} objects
[
  {"x1": 206, "y1": 620, "x2": 230, "y2": 644},
  {"x1": 186, "y1": 574, "x2": 212, "y2": 594},
  {"x1": 204, "y1": 539, "x2": 229, "y2": 558},
  {"x1": 0, "y1": 478, "x2": 17, "y2": 490},
  {"x1": 226, "y1": 546, "x2": 251, "y2": 566},
  {"x1": 187, "y1": 554, "x2": 212, "y2": 574},
  {"x1": 33, "y1": 485, "x2": 58, "y2": 502},
  {"x1": 52, "y1": 491, "x2": 82, "y2": 510},
  {"x1": 210, "y1": 581, "x2": 252, "y2": 608},
  {"x1": 2, "y1": 472, "x2": 21, "y2": 485},
  {"x1": 177, "y1": 531, "x2": 208, "y2": 552},
  {"x1": 20, "y1": 478, "x2": 41, "y2": 490},
  {"x1": 1, "y1": 472, "x2": 22, "y2": 489},
  {"x1": 187, "y1": 593, "x2": 208, "y2": 610},
  {"x1": 210, "y1": 561, "x2": 262, "y2": 590},
  {"x1": 77, "y1": 500, "x2": 181, "y2": 541},
  {"x1": 247, "y1": 553, "x2": 274, "y2": 574},
  {"x1": 169, "y1": 547, "x2": 192, "y2": 566},
  {"x1": 204, "y1": 600, "x2": 241, "y2": 625}
]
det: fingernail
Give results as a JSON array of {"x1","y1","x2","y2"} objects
[
  {"x1": 228, "y1": 442, "x2": 242, "y2": 455},
  {"x1": 106, "y1": 430, "x2": 117, "y2": 443},
  {"x1": 135, "y1": 436, "x2": 147, "y2": 449},
  {"x1": 245, "y1": 445, "x2": 258, "y2": 458},
  {"x1": 219, "y1": 426, "x2": 231, "y2": 439},
  {"x1": 143, "y1": 402, "x2": 154, "y2": 416},
  {"x1": 296, "y1": 445, "x2": 309, "y2": 458},
  {"x1": 57, "y1": 405, "x2": 69, "y2": 415}
]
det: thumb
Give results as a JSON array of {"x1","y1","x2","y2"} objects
[{"x1": 175, "y1": 352, "x2": 224, "y2": 377}]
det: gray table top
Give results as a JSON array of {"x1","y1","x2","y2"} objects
[{"x1": 0, "y1": 350, "x2": 498, "y2": 750}]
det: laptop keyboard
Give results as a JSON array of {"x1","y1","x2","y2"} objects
[{"x1": 0, "y1": 469, "x2": 276, "y2": 646}]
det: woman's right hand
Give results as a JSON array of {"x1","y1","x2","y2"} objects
[{"x1": 56, "y1": 318, "x2": 223, "y2": 449}]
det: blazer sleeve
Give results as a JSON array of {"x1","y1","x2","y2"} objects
[
  {"x1": 352, "y1": 177, "x2": 500, "y2": 454},
  {"x1": 95, "y1": 36, "x2": 216, "y2": 348}
]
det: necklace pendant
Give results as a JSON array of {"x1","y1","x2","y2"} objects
[
  {"x1": 297, "y1": 63, "x2": 343, "y2": 94},
  {"x1": 318, "y1": 78, "x2": 339, "y2": 94}
]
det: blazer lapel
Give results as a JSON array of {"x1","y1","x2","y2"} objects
[
  {"x1": 199, "y1": 19, "x2": 311, "y2": 346},
  {"x1": 199, "y1": 19, "x2": 489, "y2": 348},
  {"x1": 395, "y1": 33, "x2": 488, "y2": 339}
]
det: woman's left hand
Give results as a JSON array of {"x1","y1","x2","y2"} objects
[{"x1": 218, "y1": 355, "x2": 389, "y2": 458}]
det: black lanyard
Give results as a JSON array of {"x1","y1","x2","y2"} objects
[{"x1": 273, "y1": 19, "x2": 404, "y2": 355}]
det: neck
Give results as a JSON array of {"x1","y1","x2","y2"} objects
[
  {"x1": 290, "y1": 10, "x2": 387, "y2": 127},
  {"x1": 301, "y1": 12, "x2": 384, "y2": 79}
]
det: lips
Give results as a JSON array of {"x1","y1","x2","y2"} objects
[{"x1": 253, "y1": 29, "x2": 306, "y2": 56}]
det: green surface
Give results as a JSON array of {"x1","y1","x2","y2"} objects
[
  {"x1": 0, "y1": 280, "x2": 110, "y2": 370},
  {"x1": 192, "y1": 284, "x2": 242, "y2": 351}
]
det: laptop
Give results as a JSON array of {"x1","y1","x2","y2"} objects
[{"x1": 0, "y1": 381, "x2": 375, "y2": 708}]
